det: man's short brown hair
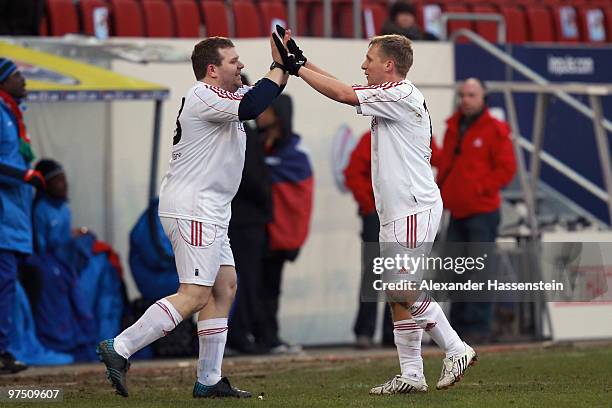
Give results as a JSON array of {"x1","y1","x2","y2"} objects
[
  {"x1": 191, "y1": 37, "x2": 235, "y2": 80},
  {"x1": 369, "y1": 34, "x2": 414, "y2": 77}
]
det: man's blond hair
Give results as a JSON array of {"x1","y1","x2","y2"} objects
[{"x1": 369, "y1": 34, "x2": 413, "y2": 77}]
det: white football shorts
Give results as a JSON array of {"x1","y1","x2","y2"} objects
[
  {"x1": 160, "y1": 217, "x2": 234, "y2": 286},
  {"x1": 379, "y1": 199, "x2": 443, "y2": 283}
]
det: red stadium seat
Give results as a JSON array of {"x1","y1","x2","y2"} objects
[
  {"x1": 577, "y1": 6, "x2": 607, "y2": 43},
  {"x1": 142, "y1": 0, "x2": 174, "y2": 37},
  {"x1": 232, "y1": 0, "x2": 264, "y2": 37},
  {"x1": 416, "y1": 3, "x2": 444, "y2": 39},
  {"x1": 444, "y1": 4, "x2": 473, "y2": 42},
  {"x1": 39, "y1": 15, "x2": 49, "y2": 36},
  {"x1": 309, "y1": 1, "x2": 337, "y2": 37},
  {"x1": 525, "y1": 6, "x2": 555, "y2": 42},
  {"x1": 337, "y1": 2, "x2": 387, "y2": 38},
  {"x1": 552, "y1": 5, "x2": 580, "y2": 42},
  {"x1": 499, "y1": 6, "x2": 527, "y2": 44},
  {"x1": 364, "y1": 3, "x2": 387, "y2": 37},
  {"x1": 80, "y1": 0, "x2": 109, "y2": 36},
  {"x1": 296, "y1": 1, "x2": 311, "y2": 36},
  {"x1": 45, "y1": 0, "x2": 80, "y2": 36},
  {"x1": 259, "y1": 1, "x2": 287, "y2": 35},
  {"x1": 199, "y1": 0, "x2": 230, "y2": 37},
  {"x1": 171, "y1": 0, "x2": 201, "y2": 38},
  {"x1": 110, "y1": 0, "x2": 145, "y2": 36},
  {"x1": 604, "y1": 8, "x2": 612, "y2": 42},
  {"x1": 472, "y1": 5, "x2": 500, "y2": 43}
]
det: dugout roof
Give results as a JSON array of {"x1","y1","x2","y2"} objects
[{"x1": 0, "y1": 41, "x2": 169, "y2": 102}]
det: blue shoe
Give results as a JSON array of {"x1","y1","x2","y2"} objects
[
  {"x1": 193, "y1": 377, "x2": 251, "y2": 398},
  {"x1": 96, "y1": 339, "x2": 130, "y2": 397}
]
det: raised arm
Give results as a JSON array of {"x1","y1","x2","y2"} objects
[{"x1": 298, "y1": 66, "x2": 358, "y2": 106}]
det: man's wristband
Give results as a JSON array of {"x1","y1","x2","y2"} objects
[{"x1": 270, "y1": 61, "x2": 287, "y2": 73}]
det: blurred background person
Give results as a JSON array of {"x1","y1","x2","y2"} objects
[
  {"x1": 227, "y1": 75, "x2": 273, "y2": 355},
  {"x1": 435, "y1": 78, "x2": 516, "y2": 344},
  {"x1": 380, "y1": 1, "x2": 438, "y2": 41},
  {"x1": 0, "y1": 0, "x2": 44, "y2": 36},
  {"x1": 344, "y1": 130, "x2": 393, "y2": 349},
  {"x1": 0, "y1": 58, "x2": 43, "y2": 374},
  {"x1": 32, "y1": 159, "x2": 71, "y2": 254},
  {"x1": 255, "y1": 94, "x2": 313, "y2": 354}
]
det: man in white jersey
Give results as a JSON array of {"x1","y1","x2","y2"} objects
[
  {"x1": 273, "y1": 31, "x2": 477, "y2": 394},
  {"x1": 96, "y1": 36, "x2": 290, "y2": 399}
]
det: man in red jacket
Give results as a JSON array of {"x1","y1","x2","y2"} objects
[
  {"x1": 344, "y1": 131, "x2": 393, "y2": 349},
  {"x1": 435, "y1": 78, "x2": 516, "y2": 343}
]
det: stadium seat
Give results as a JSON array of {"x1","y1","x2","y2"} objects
[
  {"x1": 309, "y1": 1, "x2": 337, "y2": 37},
  {"x1": 416, "y1": 3, "x2": 444, "y2": 40},
  {"x1": 170, "y1": 0, "x2": 201, "y2": 38},
  {"x1": 232, "y1": 0, "x2": 264, "y2": 37},
  {"x1": 499, "y1": 6, "x2": 527, "y2": 44},
  {"x1": 296, "y1": 0, "x2": 311, "y2": 36},
  {"x1": 142, "y1": 0, "x2": 174, "y2": 37},
  {"x1": 363, "y1": 3, "x2": 387, "y2": 37},
  {"x1": 199, "y1": 0, "x2": 230, "y2": 37},
  {"x1": 39, "y1": 15, "x2": 49, "y2": 36},
  {"x1": 45, "y1": 0, "x2": 80, "y2": 36},
  {"x1": 552, "y1": 5, "x2": 580, "y2": 42},
  {"x1": 80, "y1": 0, "x2": 109, "y2": 36},
  {"x1": 577, "y1": 6, "x2": 607, "y2": 43},
  {"x1": 444, "y1": 4, "x2": 473, "y2": 42},
  {"x1": 604, "y1": 8, "x2": 612, "y2": 42},
  {"x1": 525, "y1": 6, "x2": 555, "y2": 42},
  {"x1": 472, "y1": 5, "x2": 500, "y2": 43},
  {"x1": 337, "y1": 2, "x2": 387, "y2": 38},
  {"x1": 259, "y1": 1, "x2": 287, "y2": 36},
  {"x1": 110, "y1": 0, "x2": 145, "y2": 36}
]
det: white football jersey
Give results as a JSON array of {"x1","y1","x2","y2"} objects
[
  {"x1": 158, "y1": 82, "x2": 250, "y2": 227},
  {"x1": 353, "y1": 80, "x2": 441, "y2": 225}
]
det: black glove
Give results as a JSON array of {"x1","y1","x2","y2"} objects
[
  {"x1": 275, "y1": 25, "x2": 307, "y2": 65},
  {"x1": 272, "y1": 33, "x2": 304, "y2": 76}
]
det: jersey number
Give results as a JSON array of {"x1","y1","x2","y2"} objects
[{"x1": 173, "y1": 97, "x2": 186, "y2": 145}]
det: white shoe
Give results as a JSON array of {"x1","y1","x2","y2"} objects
[
  {"x1": 436, "y1": 342, "x2": 478, "y2": 390},
  {"x1": 370, "y1": 374, "x2": 428, "y2": 395}
]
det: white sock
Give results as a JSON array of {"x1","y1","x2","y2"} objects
[
  {"x1": 411, "y1": 293, "x2": 465, "y2": 357},
  {"x1": 393, "y1": 319, "x2": 424, "y2": 380},
  {"x1": 197, "y1": 318, "x2": 228, "y2": 386},
  {"x1": 113, "y1": 298, "x2": 183, "y2": 359}
]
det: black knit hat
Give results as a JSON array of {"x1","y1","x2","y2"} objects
[
  {"x1": 35, "y1": 159, "x2": 64, "y2": 181},
  {"x1": 0, "y1": 58, "x2": 18, "y2": 83}
]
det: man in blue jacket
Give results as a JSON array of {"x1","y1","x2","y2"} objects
[{"x1": 0, "y1": 57, "x2": 45, "y2": 374}]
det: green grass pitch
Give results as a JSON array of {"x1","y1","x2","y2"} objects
[{"x1": 3, "y1": 344, "x2": 611, "y2": 407}]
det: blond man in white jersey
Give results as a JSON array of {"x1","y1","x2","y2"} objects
[
  {"x1": 273, "y1": 31, "x2": 477, "y2": 394},
  {"x1": 96, "y1": 36, "x2": 290, "y2": 399}
]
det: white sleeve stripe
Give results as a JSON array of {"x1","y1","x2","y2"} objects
[{"x1": 194, "y1": 88, "x2": 239, "y2": 117}]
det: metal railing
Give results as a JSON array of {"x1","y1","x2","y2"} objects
[
  {"x1": 445, "y1": 29, "x2": 612, "y2": 233},
  {"x1": 440, "y1": 13, "x2": 507, "y2": 43}
]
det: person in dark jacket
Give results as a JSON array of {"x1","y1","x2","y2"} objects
[
  {"x1": 0, "y1": 58, "x2": 45, "y2": 374},
  {"x1": 254, "y1": 94, "x2": 313, "y2": 353},
  {"x1": 380, "y1": 1, "x2": 438, "y2": 41},
  {"x1": 344, "y1": 131, "x2": 394, "y2": 349},
  {"x1": 434, "y1": 78, "x2": 516, "y2": 342},
  {"x1": 227, "y1": 112, "x2": 273, "y2": 354}
]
